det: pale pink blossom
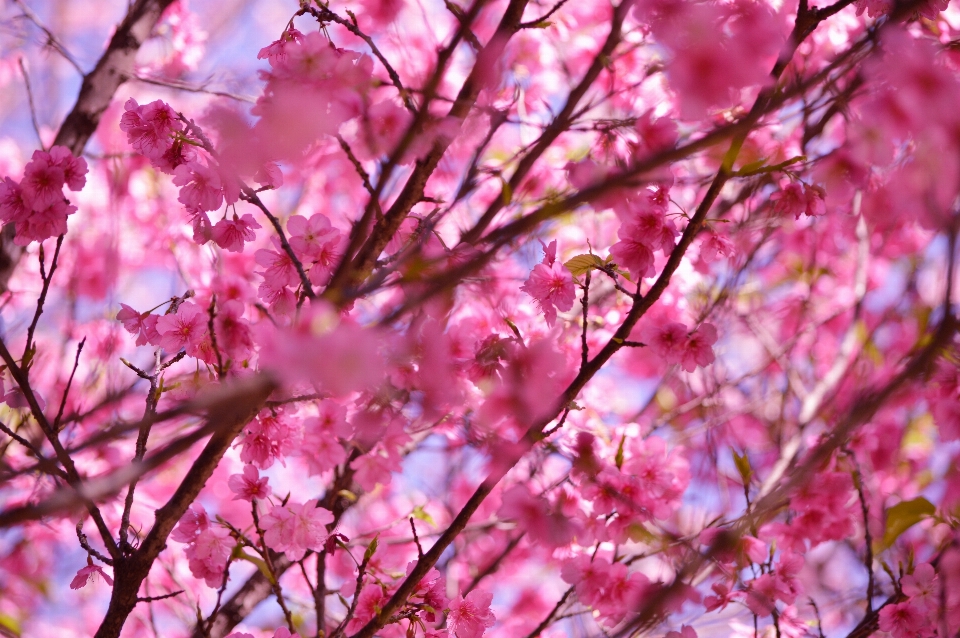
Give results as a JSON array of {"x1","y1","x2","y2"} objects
[
  {"x1": 173, "y1": 161, "x2": 224, "y2": 212},
  {"x1": 260, "y1": 499, "x2": 333, "y2": 560},
  {"x1": 255, "y1": 245, "x2": 301, "y2": 289},
  {"x1": 171, "y1": 504, "x2": 210, "y2": 543},
  {"x1": 288, "y1": 214, "x2": 340, "y2": 261},
  {"x1": 214, "y1": 299, "x2": 254, "y2": 360},
  {"x1": 212, "y1": 213, "x2": 261, "y2": 252},
  {"x1": 228, "y1": 464, "x2": 272, "y2": 501},
  {"x1": 185, "y1": 526, "x2": 232, "y2": 587},
  {"x1": 240, "y1": 410, "x2": 302, "y2": 469},
  {"x1": 156, "y1": 302, "x2": 208, "y2": 355}
]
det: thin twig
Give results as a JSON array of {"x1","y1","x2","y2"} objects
[
  {"x1": 52, "y1": 338, "x2": 85, "y2": 432},
  {"x1": 17, "y1": 57, "x2": 45, "y2": 150}
]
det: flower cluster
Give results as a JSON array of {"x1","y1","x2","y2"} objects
[{"x1": 0, "y1": 146, "x2": 87, "y2": 244}]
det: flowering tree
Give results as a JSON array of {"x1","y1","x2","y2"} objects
[{"x1": 0, "y1": 0, "x2": 959, "y2": 636}]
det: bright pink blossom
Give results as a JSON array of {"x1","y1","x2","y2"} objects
[
  {"x1": 228, "y1": 464, "x2": 272, "y2": 501},
  {"x1": 878, "y1": 601, "x2": 931, "y2": 638},
  {"x1": 120, "y1": 98, "x2": 182, "y2": 159},
  {"x1": 212, "y1": 213, "x2": 261, "y2": 253},
  {"x1": 156, "y1": 302, "x2": 208, "y2": 355},
  {"x1": 520, "y1": 261, "x2": 575, "y2": 327},
  {"x1": 447, "y1": 590, "x2": 496, "y2": 638},
  {"x1": 70, "y1": 564, "x2": 114, "y2": 590},
  {"x1": 48, "y1": 145, "x2": 88, "y2": 191},
  {"x1": 20, "y1": 151, "x2": 66, "y2": 210}
]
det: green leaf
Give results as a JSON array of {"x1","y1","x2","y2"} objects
[
  {"x1": 736, "y1": 158, "x2": 768, "y2": 175},
  {"x1": 363, "y1": 535, "x2": 380, "y2": 562},
  {"x1": 235, "y1": 550, "x2": 276, "y2": 585},
  {"x1": 503, "y1": 318, "x2": 523, "y2": 341},
  {"x1": 614, "y1": 433, "x2": 626, "y2": 470},
  {"x1": 564, "y1": 253, "x2": 605, "y2": 277},
  {"x1": 0, "y1": 614, "x2": 21, "y2": 637},
  {"x1": 411, "y1": 505, "x2": 435, "y2": 527},
  {"x1": 733, "y1": 451, "x2": 752, "y2": 485},
  {"x1": 880, "y1": 497, "x2": 935, "y2": 550},
  {"x1": 501, "y1": 177, "x2": 514, "y2": 206}
]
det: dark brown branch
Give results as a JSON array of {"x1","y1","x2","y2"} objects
[{"x1": 93, "y1": 375, "x2": 275, "y2": 638}]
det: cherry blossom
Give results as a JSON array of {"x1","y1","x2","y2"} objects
[
  {"x1": 447, "y1": 590, "x2": 496, "y2": 638},
  {"x1": 260, "y1": 499, "x2": 333, "y2": 560}
]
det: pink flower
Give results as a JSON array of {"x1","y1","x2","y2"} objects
[
  {"x1": 288, "y1": 214, "x2": 340, "y2": 261},
  {"x1": 212, "y1": 213, "x2": 261, "y2": 252},
  {"x1": 354, "y1": 100, "x2": 411, "y2": 160},
  {"x1": 902, "y1": 563, "x2": 938, "y2": 613},
  {"x1": 665, "y1": 625, "x2": 697, "y2": 638},
  {"x1": 447, "y1": 590, "x2": 496, "y2": 638},
  {"x1": 498, "y1": 484, "x2": 577, "y2": 547},
  {"x1": 640, "y1": 321, "x2": 688, "y2": 364},
  {"x1": 240, "y1": 410, "x2": 302, "y2": 469},
  {"x1": 21, "y1": 150, "x2": 66, "y2": 210},
  {"x1": 228, "y1": 464, "x2": 272, "y2": 500},
  {"x1": 302, "y1": 408, "x2": 349, "y2": 476},
  {"x1": 635, "y1": 111, "x2": 679, "y2": 154},
  {"x1": 120, "y1": 98, "x2": 182, "y2": 159},
  {"x1": 173, "y1": 161, "x2": 224, "y2": 212},
  {"x1": 0, "y1": 177, "x2": 29, "y2": 224},
  {"x1": 351, "y1": 452, "x2": 395, "y2": 490},
  {"x1": 254, "y1": 161, "x2": 283, "y2": 188},
  {"x1": 255, "y1": 245, "x2": 301, "y2": 289},
  {"x1": 70, "y1": 564, "x2": 114, "y2": 589},
  {"x1": 260, "y1": 499, "x2": 333, "y2": 560},
  {"x1": 520, "y1": 261, "x2": 575, "y2": 327},
  {"x1": 679, "y1": 323, "x2": 718, "y2": 372},
  {"x1": 14, "y1": 199, "x2": 75, "y2": 245},
  {"x1": 804, "y1": 184, "x2": 826, "y2": 218},
  {"x1": 156, "y1": 302, "x2": 208, "y2": 355},
  {"x1": 48, "y1": 145, "x2": 88, "y2": 191},
  {"x1": 117, "y1": 304, "x2": 159, "y2": 346},
  {"x1": 698, "y1": 233, "x2": 734, "y2": 264},
  {"x1": 771, "y1": 182, "x2": 806, "y2": 219},
  {"x1": 171, "y1": 504, "x2": 210, "y2": 543},
  {"x1": 258, "y1": 304, "x2": 386, "y2": 395},
  {"x1": 257, "y1": 28, "x2": 305, "y2": 65},
  {"x1": 214, "y1": 299, "x2": 254, "y2": 360},
  {"x1": 185, "y1": 526, "x2": 232, "y2": 587},
  {"x1": 878, "y1": 601, "x2": 930, "y2": 638},
  {"x1": 345, "y1": 585, "x2": 385, "y2": 633},
  {"x1": 154, "y1": 138, "x2": 197, "y2": 174},
  {"x1": 610, "y1": 232, "x2": 656, "y2": 281}
]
